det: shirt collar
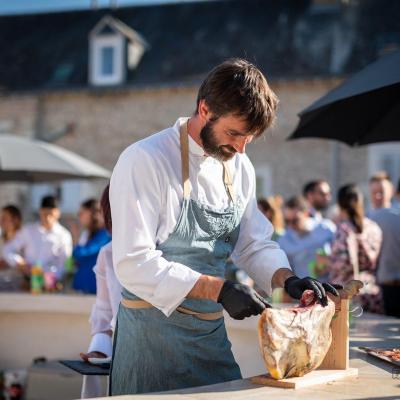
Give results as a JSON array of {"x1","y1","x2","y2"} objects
[
  {"x1": 37, "y1": 222, "x2": 59, "y2": 233},
  {"x1": 174, "y1": 117, "x2": 206, "y2": 157}
]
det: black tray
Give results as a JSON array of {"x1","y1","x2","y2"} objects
[
  {"x1": 59, "y1": 359, "x2": 110, "y2": 376},
  {"x1": 359, "y1": 346, "x2": 400, "y2": 368}
]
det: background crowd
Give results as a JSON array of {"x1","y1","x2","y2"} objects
[
  {"x1": 256, "y1": 172, "x2": 400, "y2": 318},
  {"x1": 0, "y1": 172, "x2": 399, "y2": 319},
  {"x1": 0, "y1": 194, "x2": 111, "y2": 295}
]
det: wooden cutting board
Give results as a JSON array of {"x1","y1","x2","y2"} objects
[{"x1": 251, "y1": 368, "x2": 358, "y2": 389}]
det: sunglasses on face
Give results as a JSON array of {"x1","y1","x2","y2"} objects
[
  {"x1": 284, "y1": 217, "x2": 300, "y2": 226},
  {"x1": 316, "y1": 190, "x2": 331, "y2": 197}
]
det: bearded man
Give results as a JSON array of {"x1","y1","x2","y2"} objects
[{"x1": 109, "y1": 58, "x2": 339, "y2": 395}]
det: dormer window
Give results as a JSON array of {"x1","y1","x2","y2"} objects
[
  {"x1": 89, "y1": 15, "x2": 149, "y2": 87},
  {"x1": 90, "y1": 33, "x2": 124, "y2": 85}
]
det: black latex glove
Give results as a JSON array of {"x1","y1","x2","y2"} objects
[
  {"x1": 284, "y1": 276, "x2": 343, "y2": 307},
  {"x1": 217, "y1": 280, "x2": 271, "y2": 320}
]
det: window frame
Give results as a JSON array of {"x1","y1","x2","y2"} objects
[{"x1": 90, "y1": 33, "x2": 125, "y2": 86}]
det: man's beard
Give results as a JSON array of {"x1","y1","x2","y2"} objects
[
  {"x1": 313, "y1": 201, "x2": 329, "y2": 212},
  {"x1": 200, "y1": 120, "x2": 236, "y2": 161}
]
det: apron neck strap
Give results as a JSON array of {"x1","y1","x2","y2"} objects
[
  {"x1": 180, "y1": 120, "x2": 191, "y2": 199},
  {"x1": 222, "y1": 161, "x2": 236, "y2": 203},
  {"x1": 179, "y1": 119, "x2": 235, "y2": 203}
]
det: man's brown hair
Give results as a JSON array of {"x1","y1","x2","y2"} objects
[
  {"x1": 196, "y1": 58, "x2": 278, "y2": 137},
  {"x1": 284, "y1": 196, "x2": 308, "y2": 212},
  {"x1": 302, "y1": 179, "x2": 329, "y2": 197},
  {"x1": 369, "y1": 171, "x2": 391, "y2": 184}
]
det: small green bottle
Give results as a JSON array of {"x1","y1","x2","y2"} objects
[
  {"x1": 62, "y1": 256, "x2": 75, "y2": 292},
  {"x1": 64, "y1": 256, "x2": 75, "y2": 275},
  {"x1": 31, "y1": 261, "x2": 44, "y2": 295},
  {"x1": 308, "y1": 248, "x2": 328, "y2": 278},
  {"x1": 308, "y1": 259, "x2": 317, "y2": 278}
]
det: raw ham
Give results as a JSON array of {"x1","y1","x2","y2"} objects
[
  {"x1": 376, "y1": 349, "x2": 400, "y2": 362},
  {"x1": 258, "y1": 290, "x2": 335, "y2": 380}
]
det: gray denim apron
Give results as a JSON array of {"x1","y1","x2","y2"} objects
[{"x1": 109, "y1": 119, "x2": 243, "y2": 395}]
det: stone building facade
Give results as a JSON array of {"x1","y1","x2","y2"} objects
[
  {"x1": 0, "y1": 0, "x2": 399, "y2": 215},
  {"x1": 0, "y1": 78, "x2": 370, "y2": 215}
]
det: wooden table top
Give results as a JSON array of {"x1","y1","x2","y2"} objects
[{"x1": 92, "y1": 312, "x2": 400, "y2": 399}]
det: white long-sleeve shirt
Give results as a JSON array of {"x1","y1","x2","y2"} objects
[
  {"x1": 87, "y1": 241, "x2": 121, "y2": 356},
  {"x1": 110, "y1": 117, "x2": 290, "y2": 317},
  {"x1": 4, "y1": 222, "x2": 72, "y2": 279}
]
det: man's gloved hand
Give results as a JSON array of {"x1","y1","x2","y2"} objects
[
  {"x1": 217, "y1": 280, "x2": 271, "y2": 320},
  {"x1": 284, "y1": 276, "x2": 343, "y2": 306}
]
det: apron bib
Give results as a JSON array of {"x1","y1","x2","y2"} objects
[{"x1": 110, "y1": 119, "x2": 243, "y2": 395}]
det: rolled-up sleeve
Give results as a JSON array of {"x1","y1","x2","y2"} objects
[
  {"x1": 110, "y1": 145, "x2": 201, "y2": 317},
  {"x1": 88, "y1": 333, "x2": 113, "y2": 357},
  {"x1": 231, "y1": 163, "x2": 290, "y2": 296}
]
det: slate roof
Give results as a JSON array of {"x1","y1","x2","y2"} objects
[{"x1": 0, "y1": 0, "x2": 399, "y2": 92}]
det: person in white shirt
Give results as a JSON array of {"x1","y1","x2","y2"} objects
[
  {"x1": 4, "y1": 195, "x2": 72, "y2": 281},
  {"x1": 80, "y1": 184, "x2": 121, "y2": 399},
  {"x1": 109, "y1": 59, "x2": 340, "y2": 395}
]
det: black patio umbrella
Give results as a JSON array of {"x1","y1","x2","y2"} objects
[{"x1": 289, "y1": 50, "x2": 400, "y2": 146}]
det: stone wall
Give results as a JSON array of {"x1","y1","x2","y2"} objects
[{"x1": 0, "y1": 79, "x2": 369, "y2": 212}]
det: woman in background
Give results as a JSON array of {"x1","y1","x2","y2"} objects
[
  {"x1": 257, "y1": 196, "x2": 286, "y2": 301},
  {"x1": 80, "y1": 185, "x2": 121, "y2": 398},
  {"x1": 0, "y1": 205, "x2": 22, "y2": 264},
  {"x1": 257, "y1": 196, "x2": 285, "y2": 240},
  {"x1": 319, "y1": 184, "x2": 383, "y2": 313},
  {"x1": 0, "y1": 205, "x2": 23, "y2": 290},
  {"x1": 73, "y1": 198, "x2": 111, "y2": 294}
]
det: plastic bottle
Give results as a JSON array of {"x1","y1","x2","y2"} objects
[
  {"x1": 44, "y1": 266, "x2": 57, "y2": 292},
  {"x1": 308, "y1": 248, "x2": 328, "y2": 278},
  {"x1": 30, "y1": 262, "x2": 43, "y2": 295},
  {"x1": 61, "y1": 256, "x2": 75, "y2": 292},
  {"x1": 64, "y1": 256, "x2": 75, "y2": 275}
]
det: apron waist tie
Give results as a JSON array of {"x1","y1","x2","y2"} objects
[{"x1": 121, "y1": 298, "x2": 223, "y2": 321}]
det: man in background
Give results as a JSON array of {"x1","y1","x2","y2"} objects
[
  {"x1": 303, "y1": 180, "x2": 332, "y2": 221},
  {"x1": 368, "y1": 173, "x2": 400, "y2": 318},
  {"x1": 4, "y1": 195, "x2": 72, "y2": 281},
  {"x1": 368, "y1": 172, "x2": 394, "y2": 212}
]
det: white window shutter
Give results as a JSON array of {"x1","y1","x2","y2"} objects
[{"x1": 128, "y1": 41, "x2": 145, "y2": 70}]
